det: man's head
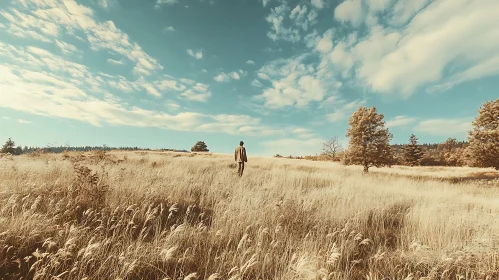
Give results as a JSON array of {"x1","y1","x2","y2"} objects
[{"x1": 240, "y1": 141, "x2": 244, "y2": 146}]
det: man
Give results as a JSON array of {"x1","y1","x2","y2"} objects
[{"x1": 234, "y1": 141, "x2": 247, "y2": 177}]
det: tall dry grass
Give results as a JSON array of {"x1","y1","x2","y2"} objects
[{"x1": 0, "y1": 151, "x2": 498, "y2": 280}]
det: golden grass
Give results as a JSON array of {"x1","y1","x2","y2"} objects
[{"x1": 1, "y1": 151, "x2": 499, "y2": 279}]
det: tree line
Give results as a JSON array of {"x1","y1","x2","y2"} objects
[
  {"x1": 319, "y1": 98, "x2": 499, "y2": 172},
  {"x1": 0, "y1": 140, "x2": 190, "y2": 155}
]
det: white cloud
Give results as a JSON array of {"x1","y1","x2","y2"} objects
[
  {"x1": 155, "y1": 0, "x2": 178, "y2": 9},
  {"x1": 213, "y1": 71, "x2": 242, "y2": 82},
  {"x1": 265, "y1": 2, "x2": 299, "y2": 42},
  {"x1": 426, "y1": 55, "x2": 499, "y2": 93},
  {"x1": 257, "y1": 72, "x2": 271, "y2": 81},
  {"x1": 214, "y1": 73, "x2": 230, "y2": 83},
  {"x1": 18, "y1": 119, "x2": 31, "y2": 124},
  {"x1": 201, "y1": 69, "x2": 207, "y2": 73},
  {"x1": 0, "y1": 1, "x2": 314, "y2": 138},
  {"x1": 316, "y1": 29, "x2": 333, "y2": 53},
  {"x1": 325, "y1": 99, "x2": 366, "y2": 123},
  {"x1": 229, "y1": 72, "x2": 240, "y2": 80},
  {"x1": 292, "y1": 127, "x2": 316, "y2": 139},
  {"x1": 154, "y1": 78, "x2": 186, "y2": 92},
  {"x1": 265, "y1": 1, "x2": 319, "y2": 43},
  {"x1": 96, "y1": 0, "x2": 119, "y2": 9},
  {"x1": 140, "y1": 81, "x2": 161, "y2": 97},
  {"x1": 164, "y1": 26, "x2": 175, "y2": 32},
  {"x1": 333, "y1": 0, "x2": 363, "y2": 26},
  {"x1": 0, "y1": 61, "x2": 275, "y2": 135},
  {"x1": 414, "y1": 118, "x2": 473, "y2": 136},
  {"x1": 390, "y1": 0, "x2": 431, "y2": 26},
  {"x1": 251, "y1": 79, "x2": 264, "y2": 88},
  {"x1": 385, "y1": 115, "x2": 417, "y2": 128},
  {"x1": 55, "y1": 40, "x2": 79, "y2": 55},
  {"x1": 365, "y1": 0, "x2": 393, "y2": 13},
  {"x1": 107, "y1": 58, "x2": 125, "y2": 65},
  {"x1": 246, "y1": 60, "x2": 255, "y2": 65},
  {"x1": 179, "y1": 78, "x2": 195, "y2": 85},
  {"x1": 2, "y1": 0, "x2": 163, "y2": 76},
  {"x1": 304, "y1": 30, "x2": 320, "y2": 49},
  {"x1": 319, "y1": 0, "x2": 499, "y2": 97},
  {"x1": 253, "y1": 54, "x2": 342, "y2": 109},
  {"x1": 311, "y1": 0, "x2": 324, "y2": 9},
  {"x1": 186, "y1": 49, "x2": 203, "y2": 59},
  {"x1": 180, "y1": 89, "x2": 211, "y2": 102},
  {"x1": 166, "y1": 102, "x2": 181, "y2": 111}
]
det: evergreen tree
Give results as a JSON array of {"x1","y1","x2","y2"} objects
[
  {"x1": 1, "y1": 137, "x2": 16, "y2": 154},
  {"x1": 404, "y1": 134, "x2": 422, "y2": 166}
]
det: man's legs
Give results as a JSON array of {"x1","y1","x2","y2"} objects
[{"x1": 238, "y1": 162, "x2": 244, "y2": 177}]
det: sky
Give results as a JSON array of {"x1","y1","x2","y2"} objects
[{"x1": 0, "y1": 0, "x2": 498, "y2": 157}]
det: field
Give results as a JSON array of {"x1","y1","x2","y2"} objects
[{"x1": 1, "y1": 151, "x2": 499, "y2": 280}]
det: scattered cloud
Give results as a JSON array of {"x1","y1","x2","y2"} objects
[
  {"x1": 213, "y1": 71, "x2": 243, "y2": 83},
  {"x1": 107, "y1": 58, "x2": 125, "y2": 65},
  {"x1": 96, "y1": 0, "x2": 119, "y2": 10},
  {"x1": 2, "y1": 117, "x2": 11, "y2": 120},
  {"x1": 230, "y1": 72, "x2": 240, "y2": 80},
  {"x1": 292, "y1": 127, "x2": 316, "y2": 139},
  {"x1": 155, "y1": 0, "x2": 178, "y2": 9},
  {"x1": 18, "y1": 119, "x2": 31, "y2": 124},
  {"x1": 318, "y1": 0, "x2": 499, "y2": 96},
  {"x1": 385, "y1": 116, "x2": 417, "y2": 128},
  {"x1": 246, "y1": 60, "x2": 255, "y2": 65},
  {"x1": 0, "y1": 60, "x2": 284, "y2": 136},
  {"x1": 251, "y1": 79, "x2": 264, "y2": 88},
  {"x1": 166, "y1": 102, "x2": 181, "y2": 111},
  {"x1": 263, "y1": 0, "x2": 321, "y2": 43},
  {"x1": 311, "y1": 0, "x2": 324, "y2": 9},
  {"x1": 1, "y1": 0, "x2": 164, "y2": 76},
  {"x1": 333, "y1": 0, "x2": 363, "y2": 26},
  {"x1": 325, "y1": 99, "x2": 367, "y2": 123},
  {"x1": 164, "y1": 26, "x2": 176, "y2": 32},
  {"x1": 55, "y1": 40, "x2": 80, "y2": 55},
  {"x1": 253, "y1": 54, "x2": 341, "y2": 109},
  {"x1": 186, "y1": 49, "x2": 203, "y2": 59},
  {"x1": 414, "y1": 118, "x2": 473, "y2": 137},
  {"x1": 180, "y1": 89, "x2": 211, "y2": 102},
  {"x1": 179, "y1": 78, "x2": 196, "y2": 85}
]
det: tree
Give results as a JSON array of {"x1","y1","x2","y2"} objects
[
  {"x1": 191, "y1": 141, "x2": 209, "y2": 152},
  {"x1": 1, "y1": 137, "x2": 16, "y2": 154},
  {"x1": 345, "y1": 106, "x2": 393, "y2": 173},
  {"x1": 438, "y1": 138, "x2": 458, "y2": 153},
  {"x1": 466, "y1": 98, "x2": 499, "y2": 170},
  {"x1": 321, "y1": 136, "x2": 344, "y2": 160},
  {"x1": 404, "y1": 134, "x2": 422, "y2": 166}
]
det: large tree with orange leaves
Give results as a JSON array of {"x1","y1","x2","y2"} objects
[{"x1": 345, "y1": 106, "x2": 393, "y2": 173}]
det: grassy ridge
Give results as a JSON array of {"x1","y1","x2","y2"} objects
[{"x1": 0, "y1": 151, "x2": 498, "y2": 279}]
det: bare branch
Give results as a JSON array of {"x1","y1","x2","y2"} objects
[{"x1": 321, "y1": 136, "x2": 344, "y2": 159}]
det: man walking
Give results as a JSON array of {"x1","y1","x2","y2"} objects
[{"x1": 234, "y1": 141, "x2": 247, "y2": 177}]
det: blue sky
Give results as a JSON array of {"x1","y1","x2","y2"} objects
[{"x1": 0, "y1": 0, "x2": 498, "y2": 156}]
